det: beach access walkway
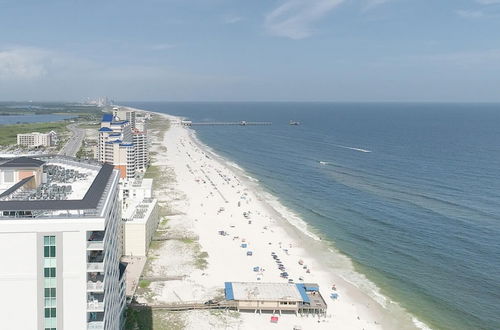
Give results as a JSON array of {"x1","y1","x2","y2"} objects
[{"x1": 128, "y1": 300, "x2": 237, "y2": 312}]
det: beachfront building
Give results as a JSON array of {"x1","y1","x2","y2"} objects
[
  {"x1": 0, "y1": 156, "x2": 45, "y2": 193},
  {"x1": 17, "y1": 131, "x2": 57, "y2": 147},
  {"x1": 0, "y1": 156, "x2": 126, "y2": 330},
  {"x1": 224, "y1": 282, "x2": 327, "y2": 316},
  {"x1": 98, "y1": 114, "x2": 136, "y2": 179},
  {"x1": 113, "y1": 107, "x2": 136, "y2": 130},
  {"x1": 122, "y1": 198, "x2": 159, "y2": 256},
  {"x1": 98, "y1": 110, "x2": 149, "y2": 178},
  {"x1": 132, "y1": 128, "x2": 148, "y2": 171},
  {"x1": 119, "y1": 178, "x2": 153, "y2": 206},
  {"x1": 119, "y1": 178, "x2": 159, "y2": 256}
]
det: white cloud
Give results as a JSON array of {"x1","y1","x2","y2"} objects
[
  {"x1": 265, "y1": 0, "x2": 344, "y2": 39},
  {"x1": 0, "y1": 45, "x2": 248, "y2": 101},
  {"x1": 0, "y1": 47, "x2": 50, "y2": 80},
  {"x1": 456, "y1": 9, "x2": 484, "y2": 18}
]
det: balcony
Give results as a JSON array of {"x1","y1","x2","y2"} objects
[
  {"x1": 87, "y1": 311, "x2": 104, "y2": 329},
  {"x1": 87, "y1": 280, "x2": 105, "y2": 292},
  {"x1": 87, "y1": 241, "x2": 104, "y2": 250},
  {"x1": 87, "y1": 300, "x2": 104, "y2": 312},
  {"x1": 87, "y1": 321, "x2": 104, "y2": 330},
  {"x1": 87, "y1": 294, "x2": 105, "y2": 312},
  {"x1": 87, "y1": 262, "x2": 104, "y2": 272},
  {"x1": 87, "y1": 231, "x2": 105, "y2": 250}
]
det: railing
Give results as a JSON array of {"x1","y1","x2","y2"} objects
[
  {"x1": 87, "y1": 281, "x2": 104, "y2": 291},
  {"x1": 87, "y1": 262, "x2": 104, "y2": 272},
  {"x1": 87, "y1": 300, "x2": 105, "y2": 312},
  {"x1": 87, "y1": 241, "x2": 104, "y2": 250},
  {"x1": 87, "y1": 321, "x2": 104, "y2": 330}
]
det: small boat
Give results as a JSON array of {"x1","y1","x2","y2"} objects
[
  {"x1": 289, "y1": 120, "x2": 300, "y2": 125},
  {"x1": 319, "y1": 161, "x2": 328, "y2": 165}
]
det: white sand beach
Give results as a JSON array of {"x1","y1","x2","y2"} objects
[{"x1": 130, "y1": 107, "x2": 421, "y2": 330}]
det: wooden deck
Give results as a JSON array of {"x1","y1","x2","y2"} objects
[{"x1": 128, "y1": 301, "x2": 236, "y2": 311}]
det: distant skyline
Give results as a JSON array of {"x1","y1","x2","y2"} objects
[{"x1": 1, "y1": 0, "x2": 500, "y2": 102}]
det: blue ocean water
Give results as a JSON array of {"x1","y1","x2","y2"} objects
[
  {"x1": 0, "y1": 114, "x2": 74, "y2": 125},
  {"x1": 128, "y1": 102, "x2": 500, "y2": 330}
]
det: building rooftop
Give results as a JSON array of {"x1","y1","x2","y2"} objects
[
  {"x1": 102, "y1": 113, "x2": 114, "y2": 122},
  {"x1": 0, "y1": 156, "x2": 117, "y2": 215},
  {"x1": 0, "y1": 157, "x2": 45, "y2": 168},
  {"x1": 110, "y1": 120, "x2": 129, "y2": 125},
  {"x1": 225, "y1": 282, "x2": 306, "y2": 302},
  {"x1": 123, "y1": 198, "x2": 157, "y2": 223}
]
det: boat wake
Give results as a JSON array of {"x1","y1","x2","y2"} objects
[{"x1": 335, "y1": 144, "x2": 372, "y2": 153}]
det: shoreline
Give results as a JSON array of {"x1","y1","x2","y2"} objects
[{"x1": 126, "y1": 106, "x2": 427, "y2": 329}]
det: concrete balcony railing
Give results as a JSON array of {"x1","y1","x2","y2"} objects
[
  {"x1": 87, "y1": 281, "x2": 105, "y2": 292},
  {"x1": 87, "y1": 241, "x2": 104, "y2": 250},
  {"x1": 87, "y1": 262, "x2": 104, "y2": 272},
  {"x1": 87, "y1": 300, "x2": 105, "y2": 312},
  {"x1": 87, "y1": 321, "x2": 104, "y2": 330}
]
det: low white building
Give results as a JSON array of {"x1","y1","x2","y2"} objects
[
  {"x1": 123, "y1": 198, "x2": 159, "y2": 256},
  {"x1": 17, "y1": 131, "x2": 57, "y2": 147},
  {"x1": 0, "y1": 156, "x2": 126, "y2": 330},
  {"x1": 120, "y1": 178, "x2": 153, "y2": 207},
  {"x1": 119, "y1": 177, "x2": 159, "y2": 256},
  {"x1": 224, "y1": 282, "x2": 327, "y2": 315}
]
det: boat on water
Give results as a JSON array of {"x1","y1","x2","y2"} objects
[
  {"x1": 319, "y1": 161, "x2": 328, "y2": 165},
  {"x1": 289, "y1": 120, "x2": 300, "y2": 125}
]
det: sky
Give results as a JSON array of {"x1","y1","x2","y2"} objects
[{"x1": 0, "y1": 0, "x2": 500, "y2": 102}]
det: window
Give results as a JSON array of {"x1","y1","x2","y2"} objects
[
  {"x1": 43, "y1": 236, "x2": 57, "y2": 330},
  {"x1": 44, "y1": 268, "x2": 56, "y2": 277},
  {"x1": 44, "y1": 246, "x2": 56, "y2": 258},
  {"x1": 44, "y1": 308, "x2": 56, "y2": 317}
]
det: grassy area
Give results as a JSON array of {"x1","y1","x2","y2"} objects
[
  {"x1": 148, "y1": 114, "x2": 171, "y2": 131},
  {"x1": 195, "y1": 249, "x2": 209, "y2": 270},
  {"x1": 144, "y1": 165, "x2": 161, "y2": 180},
  {"x1": 0, "y1": 102, "x2": 103, "y2": 116},
  {"x1": 0, "y1": 121, "x2": 70, "y2": 146},
  {"x1": 125, "y1": 309, "x2": 186, "y2": 330},
  {"x1": 138, "y1": 279, "x2": 151, "y2": 289},
  {"x1": 144, "y1": 165, "x2": 176, "y2": 191},
  {"x1": 180, "y1": 237, "x2": 195, "y2": 244}
]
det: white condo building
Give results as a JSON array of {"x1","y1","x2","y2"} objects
[
  {"x1": 0, "y1": 156, "x2": 126, "y2": 330},
  {"x1": 120, "y1": 178, "x2": 159, "y2": 256},
  {"x1": 17, "y1": 131, "x2": 58, "y2": 147},
  {"x1": 98, "y1": 109, "x2": 149, "y2": 179},
  {"x1": 98, "y1": 114, "x2": 135, "y2": 179},
  {"x1": 112, "y1": 108, "x2": 136, "y2": 130},
  {"x1": 132, "y1": 129, "x2": 148, "y2": 171}
]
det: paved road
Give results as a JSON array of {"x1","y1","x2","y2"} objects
[{"x1": 58, "y1": 124, "x2": 85, "y2": 157}]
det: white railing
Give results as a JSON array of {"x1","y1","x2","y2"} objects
[
  {"x1": 87, "y1": 300, "x2": 104, "y2": 312},
  {"x1": 87, "y1": 241, "x2": 104, "y2": 250},
  {"x1": 87, "y1": 321, "x2": 104, "y2": 330},
  {"x1": 87, "y1": 281, "x2": 104, "y2": 291},
  {"x1": 87, "y1": 262, "x2": 104, "y2": 272}
]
